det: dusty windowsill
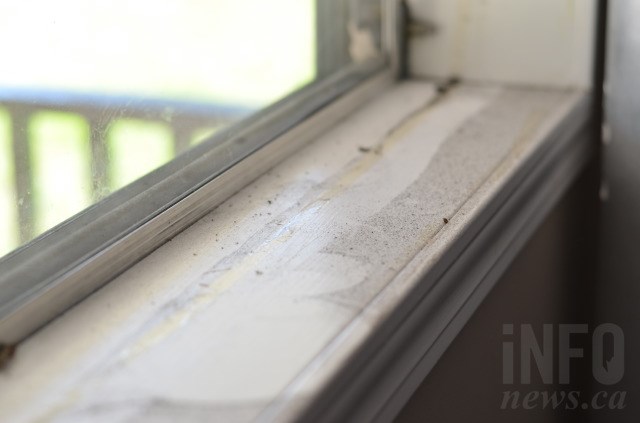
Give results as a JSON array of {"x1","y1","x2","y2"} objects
[{"x1": 0, "y1": 80, "x2": 590, "y2": 423}]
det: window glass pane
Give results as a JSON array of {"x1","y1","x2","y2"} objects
[
  {"x1": 29, "y1": 112, "x2": 93, "y2": 233},
  {"x1": 0, "y1": 0, "x2": 383, "y2": 258},
  {"x1": 0, "y1": 109, "x2": 18, "y2": 254}
]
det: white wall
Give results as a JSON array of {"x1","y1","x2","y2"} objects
[{"x1": 407, "y1": 0, "x2": 597, "y2": 88}]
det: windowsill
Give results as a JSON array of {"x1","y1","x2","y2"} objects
[{"x1": 0, "y1": 80, "x2": 592, "y2": 422}]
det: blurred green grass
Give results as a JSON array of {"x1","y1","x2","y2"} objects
[{"x1": 0, "y1": 0, "x2": 316, "y2": 257}]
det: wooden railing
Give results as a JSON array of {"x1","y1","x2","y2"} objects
[{"x1": 0, "y1": 87, "x2": 250, "y2": 244}]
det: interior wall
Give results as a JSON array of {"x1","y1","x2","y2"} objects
[
  {"x1": 406, "y1": 0, "x2": 596, "y2": 88},
  {"x1": 394, "y1": 163, "x2": 600, "y2": 423}
]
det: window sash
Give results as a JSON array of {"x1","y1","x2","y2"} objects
[{"x1": 0, "y1": 0, "x2": 401, "y2": 343}]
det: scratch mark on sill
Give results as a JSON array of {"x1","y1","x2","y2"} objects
[
  {"x1": 61, "y1": 397, "x2": 268, "y2": 421},
  {"x1": 301, "y1": 277, "x2": 374, "y2": 312},
  {"x1": 203, "y1": 267, "x2": 232, "y2": 276},
  {"x1": 119, "y1": 249, "x2": 269, "y2": 364}
]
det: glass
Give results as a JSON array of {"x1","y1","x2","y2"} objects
[{"x1": 0, "y1": 0, "x2": 382, "y2": 258}]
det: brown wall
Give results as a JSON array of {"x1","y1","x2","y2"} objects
[{"x1": 395, "y1": 163, "x2": 600, "y2": 423}]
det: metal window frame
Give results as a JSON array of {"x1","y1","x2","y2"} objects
[{"x1": 0, "y1": 0, "x2": 404, "y2": 344}]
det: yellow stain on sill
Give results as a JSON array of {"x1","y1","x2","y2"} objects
[
  {"x1": 117, "y1": 199, "x2": 324, "y2": 364},
  {"x1": 319, "y1": 90, "x2": 448, "y2": 202}
]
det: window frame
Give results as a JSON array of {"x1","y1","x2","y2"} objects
[{"x1": 0, "y1": 0, "x2": 403, "y2": 343}]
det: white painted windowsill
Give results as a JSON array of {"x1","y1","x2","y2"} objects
[{"x1": 0, "y1": 80, "x2": 591, "y2": 423}]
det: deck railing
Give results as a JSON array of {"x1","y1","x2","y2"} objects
[{"x1": 0, "y1": 87, "x2": 250, "y2": 245}]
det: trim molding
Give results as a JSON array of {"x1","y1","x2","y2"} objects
[{"x1": 294, "y1": 94, "x2": 595, "y2": 423}]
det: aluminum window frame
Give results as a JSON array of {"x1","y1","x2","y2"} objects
[{"x1": 0, "y1": 0, "x2": 404, "y2": 343}]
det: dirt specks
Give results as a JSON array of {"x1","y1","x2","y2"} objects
[
  {"x1": 436, "y1": 76, "x2": 461, "y2": 94},
  {"x1": 0, "y1": 344, "x2": 17, "y2": 371}
]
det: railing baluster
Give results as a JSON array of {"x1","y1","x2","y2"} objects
[
  {"x1": 1, "y1": 89, "x2": 245, "y2": 251},
  {"x1": 9, "y1": 108, "x2": 35, "y2": 244},
  {"x1": 88, "y1": 119, "x2": 109, "y2": 201},
  {"x1": 172, "y1": 121, "x2": 192, "y2": 156}
]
